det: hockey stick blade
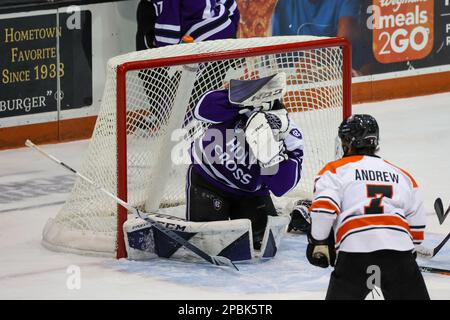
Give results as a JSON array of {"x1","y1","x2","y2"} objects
[
  {"x1": 26, "y1": 139, "x2": 238, "y2": 271},
  {"x1": 434, "y1": 198, "x2": 450, "y2": 225},
  {"x1": 419, "y1": 265, "x2": 450, "y2": 276},
  {"x1": 433, "y1": 231, "x2": 450, "y2": 257},
  {"x1": 137, "y1": 212, "x2": 238, "y2": 270},
  {"x1": 434, "y1": 198, "x2": 444, "y2": 223}
]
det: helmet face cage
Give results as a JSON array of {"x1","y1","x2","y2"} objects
[{"x1": 338, "y1": 114, "x2": 379, "y2": 151}]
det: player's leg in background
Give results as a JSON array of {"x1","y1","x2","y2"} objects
[
  {"x1": 325, "y1": 252, "x2": 373, "y2": 300},
  {"x1": 135, "y1": 1, "x2": 179, "y2": 135},
  {"x1": 230, "y1": 194, "x2": 278, "y2": 250},
  {"x1": 185, "y1": 165, "x2": 232, "y2": 222},
  {"x1": 136, "y1": 0, "x2": 155, "y2": 51},
  {"x1": 377, "y1": 251, "x2": 430, "y2": 300}
]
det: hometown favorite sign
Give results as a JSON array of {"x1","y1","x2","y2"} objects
[{"x1": 0, "y1": 9, "x2": 92, "y2": 118}]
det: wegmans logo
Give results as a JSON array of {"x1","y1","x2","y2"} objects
[{"x1": 369, "y1": 0, "x2": 434, "y2": 63}]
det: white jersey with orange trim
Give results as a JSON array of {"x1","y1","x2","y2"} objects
[{"x1": 310, "y1": 155, "x2": 426, "y2": 253}]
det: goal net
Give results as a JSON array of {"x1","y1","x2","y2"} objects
[{"x1": 42, "y1": 36, "x2": 352, "y2": 258}]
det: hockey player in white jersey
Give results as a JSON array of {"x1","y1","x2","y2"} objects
[{"x1": 306, "y1": 114, "x2": 429, "y2": 300}]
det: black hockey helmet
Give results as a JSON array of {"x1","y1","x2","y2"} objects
[{"x1": 338, "y1": 114, "x2": 379, "y2": 152}]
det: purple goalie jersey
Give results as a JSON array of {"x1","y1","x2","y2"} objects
[
  {"x1": 190, "y1": 89, "x2": 304, "y2": 197},
  {"x1": 151, "y1": 0, "x2": 240, "y2": 47}
]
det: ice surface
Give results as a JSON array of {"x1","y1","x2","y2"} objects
[{"x1": 1, "y1": 92, "x2": 450, "y2": 299}]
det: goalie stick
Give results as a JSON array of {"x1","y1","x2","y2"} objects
[
  {"x1": 25, "y1": 139, "x2": 238, "y2": 271},
  {"x1": 434, "y1": 198, "x2": 450, "y2": 225}
]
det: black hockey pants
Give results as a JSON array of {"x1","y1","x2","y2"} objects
[{"x1": 326, "y1": 250, "x2": 430, "y2": 300}]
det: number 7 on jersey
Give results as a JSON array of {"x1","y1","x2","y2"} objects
[{"x1": 364, "y1": 185, "x2": 393, "y2": 214}]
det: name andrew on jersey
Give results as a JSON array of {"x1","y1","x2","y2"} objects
[{"x1": 355, "y1": 169, "x2": 399, "y2": 183}]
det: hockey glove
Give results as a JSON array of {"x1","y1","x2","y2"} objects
[
  {"x1": 264, "y1": 108, "x2": 289, "y2": 141},
  {"x1": 287, "y1": 200, "x2": 311, "y2": 233},
  {"x1": 245, "y1": 111, "x2": 287, "y2": 168},
  {"x1": 306, "y1": 232, "x2": 336, "y2": 268}
]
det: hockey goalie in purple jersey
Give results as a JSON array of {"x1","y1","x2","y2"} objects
[
  {"x1": 187, "y1": 73, "x2": 304, "y2": 250},
  {"x1": 123, "y1": 73, "x2": 301, "y2": 262},
  {"x1": 136, "y1": 0, "x2": 240, "y2": 49}
]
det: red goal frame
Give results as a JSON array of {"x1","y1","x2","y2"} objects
[{"x1": 115, "y1": 37, "x2": 352, "y2": 258}]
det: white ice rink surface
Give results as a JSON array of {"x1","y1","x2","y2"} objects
[{"x1": 1, "y1": 92, "x2": 450, "y2": 300}]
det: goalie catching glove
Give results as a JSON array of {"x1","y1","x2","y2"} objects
[
  {"x1": 244, "y1": 110, "x2": 289, "y2": 168},
  {"x1": 264, "y1": 105, "x2": 290, "y2": 141}
]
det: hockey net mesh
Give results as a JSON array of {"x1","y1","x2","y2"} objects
[{"x1": 42, "y1": 36, "x2": 348, "y2": 256}]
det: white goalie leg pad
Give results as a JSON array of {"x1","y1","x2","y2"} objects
[
  {"x1": 123, "y1": 216, "x2": 157, "y2": 260},
  {"x1": 258, "y1": 215, "x2": 290, "y2": 258},
  {"x1": 124, "y1": 214, "x2": 253, "y2": 261},
  {"x1": 245, "y1": 112, "x2": 285, "y2": 166}
]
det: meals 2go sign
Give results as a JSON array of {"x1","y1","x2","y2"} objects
[{"x1": 368, "y1": 0, "x2": 434, "y2": 64}]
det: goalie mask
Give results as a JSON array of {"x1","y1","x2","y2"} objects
[{"x1": 229, "y1": 72, "x2": 287, "y2": 110}]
